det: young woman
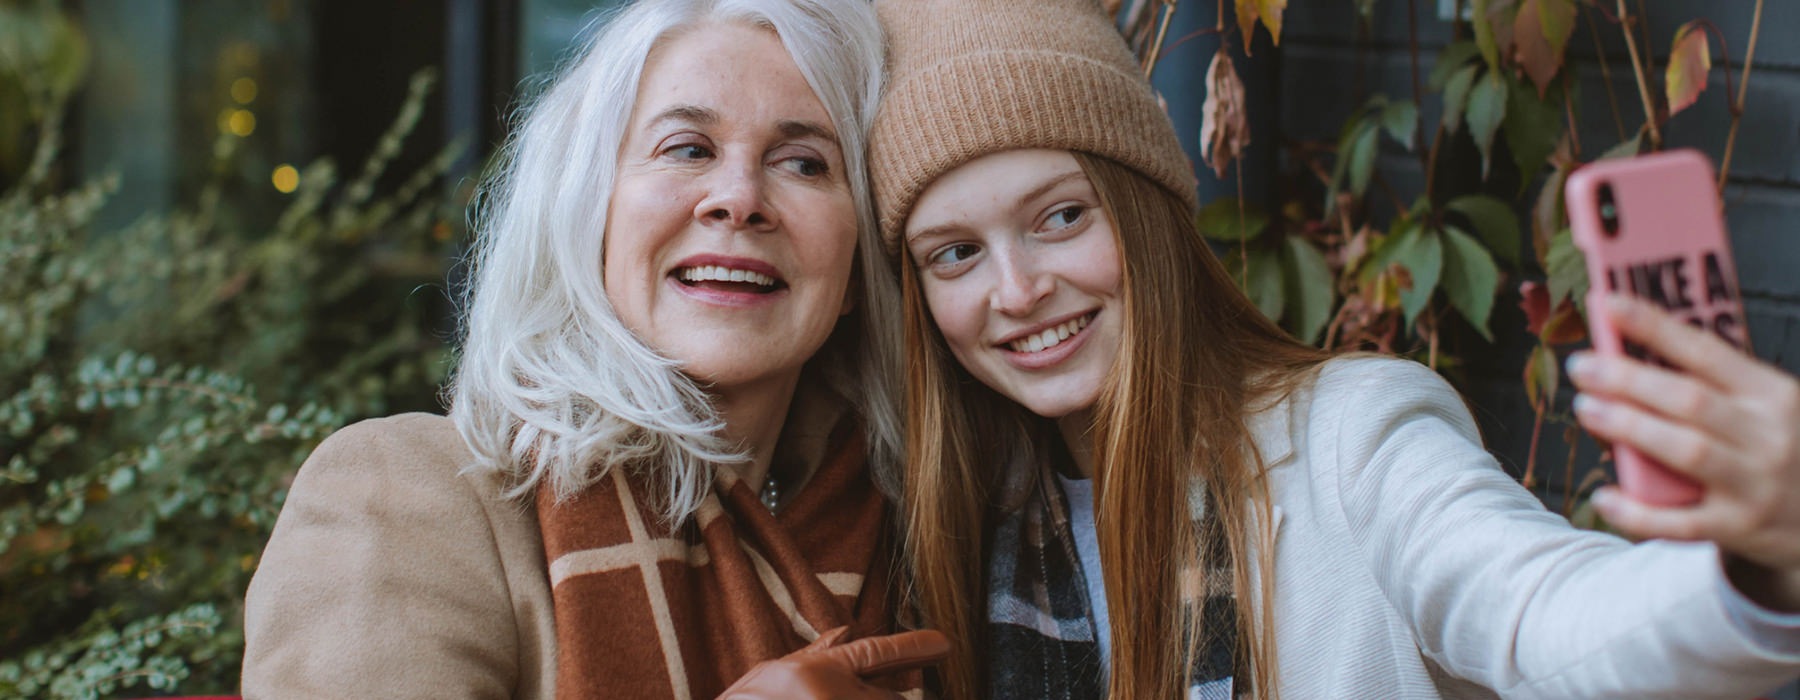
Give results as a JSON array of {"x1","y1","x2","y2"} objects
[
  {"x1": 868, "y1": 0, "x2": 1800, "y2": 697},
  {"x1": 243, "y1": 1, "x2": 944, "y2": 697}
]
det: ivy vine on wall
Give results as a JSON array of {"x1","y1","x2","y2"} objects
[{"x1": 1116, "y1": 0, "x2": 1766, "y2": 512}]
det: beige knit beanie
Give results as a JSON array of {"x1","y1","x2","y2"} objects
[{"x1": 870, "y1": 0, "x2": 1200, "y2": 250}]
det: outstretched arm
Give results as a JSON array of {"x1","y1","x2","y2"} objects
[{"x1": 1320, "y1": 357, "x2": 1800, "y2": 699}]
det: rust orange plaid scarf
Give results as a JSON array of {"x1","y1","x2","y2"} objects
[{"x1": 536, "y1": 423, "x2": 920, "y2": 699}]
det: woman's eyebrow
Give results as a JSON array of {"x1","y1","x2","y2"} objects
[
  {"x1": 907, "y1": 222, "x2": 960, "y2": 247},
  {"x1": 906, "y1": 171, "x2": 1088, "y2": 245},
  {"x1": 645, "y1": 104, "x2": 718, "y2": 130},
  {"x1": 1013, "y1": 170, "x2": 1085, "y2": 211},
  {"x1": 777, "y1": 119, "x2": 838, "y2": 145}
]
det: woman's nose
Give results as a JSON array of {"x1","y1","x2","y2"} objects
[
  {"x1": 991, "y1": 250, "x2": 1053, "y2": 316},
  {"x1": 694, "y1": 156, "x2": 776, "y2": 231}
]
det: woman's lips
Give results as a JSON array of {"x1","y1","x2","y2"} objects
[{"x1": 668, "y1": 255, "x2": 788, "y2": 307}]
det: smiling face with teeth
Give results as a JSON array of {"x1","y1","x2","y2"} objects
[
  {"x1": 603, "y1": 22, "x2": 857, "y2": 395},
  {"x1": 904, "y1": 149, "x2": 1123, "y2": 419}
]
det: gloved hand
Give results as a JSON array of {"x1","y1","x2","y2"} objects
[{"x1": 718, "y1": 626, "x2": 951, "y2": 699}]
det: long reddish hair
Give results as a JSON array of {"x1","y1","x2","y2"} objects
[{"x1": 901, "y1": 152, "x2": 1329, "y2": 699}]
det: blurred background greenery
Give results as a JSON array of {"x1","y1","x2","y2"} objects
[{"x1": 0, "y1": 0, "x2": 622, "y2": 695}]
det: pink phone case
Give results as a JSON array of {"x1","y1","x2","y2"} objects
[{"x1": 1565, "y1": 149, "x2": 1748, "y2": 507}]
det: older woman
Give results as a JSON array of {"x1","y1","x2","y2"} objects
[{"x1": 242, "y1": 1, "x2": 943, "y2": 698}]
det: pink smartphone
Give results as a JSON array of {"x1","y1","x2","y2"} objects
[{"x1": 1565, "y1": 149, "x2": 1748, "y2": 507}]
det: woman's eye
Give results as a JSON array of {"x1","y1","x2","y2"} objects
[
  {"x1": 930, "y1": 243, "x2": 981, "y2": 267},
  {"x1": 663, "y1": 143, "x2": 713, "y2": 160},
  {"x1": 1045, "y1": 205, "x2": 1085, "y2": 230},
  {"x1": 778, "y1": 155, "x2": 831, "y2": 178}
]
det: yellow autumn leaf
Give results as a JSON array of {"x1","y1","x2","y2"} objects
[
  {"x1": 1235, "y1": 0, "x2": 1286, "y2": 51},
  {"x1": 1665, "y1": 21, "x2": 1711, "y2": 117},
  {"x1": 1257, "y1": 0, "x2": 1286, "y2": 45},
  {"x1": 1235, "y1": 0, "x2": 1261, "y2": 51}
]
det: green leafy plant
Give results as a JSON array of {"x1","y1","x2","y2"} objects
[{"x1": 0, "y1": 41, "x2": 465, "y2": 695}]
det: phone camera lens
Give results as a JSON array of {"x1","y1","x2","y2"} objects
[{"x1": 1597, "y1": 182, "x2": 1620, "y2": 238}]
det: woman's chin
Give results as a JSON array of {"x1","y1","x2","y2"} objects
[
  {"x1": 674, "y1": 352, "x2": 812, "y2": 396},
  {"x1": 1009, "y1": 386, "x2": 1102, "y2": 421}
]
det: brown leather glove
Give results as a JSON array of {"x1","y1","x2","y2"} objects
[{"x1": 718, "y1": 626, "x2": 951, "y2": 699}]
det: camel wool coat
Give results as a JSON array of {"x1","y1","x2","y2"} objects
[{"x1": 242, "y1": 413, "x2": 558, "y2": 698}]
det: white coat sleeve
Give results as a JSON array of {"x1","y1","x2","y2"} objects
[{"x1": 1319, "y1": 357, "x2": 1800, "y2": 700}]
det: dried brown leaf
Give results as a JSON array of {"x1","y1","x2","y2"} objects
[{"x1": 1199, "y1": 48, "x2": 1252, "y2": 179}]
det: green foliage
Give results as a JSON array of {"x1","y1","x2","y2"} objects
[
  {"x1": 1196, "y1": 198, "x2": 1269, "y2": 242},
  {"x1": 1439, "y1": 226, "x2": 1500, "y2": 340},
  {"x1": 1203, "y1": 197, "x2": 1338, "y2": 345},
  {"x1": 1326, "y1": 96, "x2": 1417, "y2": 214},
  {"x1": 1280, "y1": 235, "x2": 1334, "y2": 345},
  {"x1": 0, "y1": 1, "x2": 88, "y2": 181},
  {"x1": 1545, "y1": 227, "x2": 1588, "y2": 308},
  {"x1": 0, "y1": 67, "x2": 465, "y2": 696},
  {"x1": 1445, "y1": 194, "x2": 1521, "y2": 267}
]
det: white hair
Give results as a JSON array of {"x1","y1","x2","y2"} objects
[{"x1": 447, "y1": 0, "x2": 899, "y2": 523}]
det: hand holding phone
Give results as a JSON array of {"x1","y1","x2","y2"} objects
[{"x1": 1565, "y1": 149, "x2": 1749, "y2": 506}]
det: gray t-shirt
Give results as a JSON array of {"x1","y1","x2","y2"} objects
[{"x1": 1055, "y1": 472, "x2": 1112, "y2": 677}]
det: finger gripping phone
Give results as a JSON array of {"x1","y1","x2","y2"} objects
[{"x1": 1565, "y1": 149, "x2": 1749, "y2": 507}]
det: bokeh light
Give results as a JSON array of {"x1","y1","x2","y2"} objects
[
  {"x1": 271, "y1": 164, "x2": 299, "y2": 193},
  {"x1": 227, "y1": 109, "x2": 256, "y2": 136},
  {"x1": 231, "y1": 77, "x2": 258, "y2": 104}
]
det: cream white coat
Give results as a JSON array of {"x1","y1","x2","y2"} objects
[{"x1": 1249, "y1": 356, "x2": 1800, "y2": 698}]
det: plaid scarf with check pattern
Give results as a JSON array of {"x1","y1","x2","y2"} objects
[
  {"x1": 984, "y1": 458, "x2": 1243, "y2": 699},
  {"x1": 536, "y1": 420, "x2": 920, "y2": 700}
]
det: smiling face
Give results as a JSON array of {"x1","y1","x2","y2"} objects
[
  {"x1": 905, "y1": 149, "x2": 1124, "y2": 419},
  {"x1": 604, "y1": 22, "x2": 857, "y2": 394}
]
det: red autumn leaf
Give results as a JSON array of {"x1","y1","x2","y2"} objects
[
  {"x1": 1521, "y1": 280, "x2": 1588, "y2": 345},
  {"x1": 1199, "y1": 48, "x2": 1252, "y2": 178},
  {"x1": 1520, "y1": 280, "x2": 1551, "y2": 336},
  {"x1": 1512, "y1": 0, "x2": 1577, "y2": 98},
  {"x1": 1542, "y1": 301, "x2": 1588, "y2": 345},
  {"x1": 1476, "y1": 0, "x2": 1519, "y2": 72},
  {"x1": 1665, "y1": 21, "x2": 1712, "y2": 117}
]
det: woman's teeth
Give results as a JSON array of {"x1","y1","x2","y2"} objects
[
  {"x1": 677, "y1": 265, "x2": 777, "y2": 287},
  {"x1": 1008, "y1": 313, "x2": 1093, "y2": 353}
]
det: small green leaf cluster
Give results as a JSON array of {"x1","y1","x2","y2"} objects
[
  {"x1": 0, "y1": 66, "x2": 465, "y2": 696},
  {"x1": 0, "y1": 604, "x2": 222, "y2": 700}
]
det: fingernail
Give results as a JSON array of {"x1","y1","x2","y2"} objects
[
  {"x1": 1589, "y1": 487, "x2": 1614, "y2": 510},
  {"x1": 1604, "y1": 294, "x2": 1633, "y2": 315},
  {"x1": 1566, "y1": 353, "x2": 1594, "y2": 382},
  {"x1": 1572, "y1": 393, "x2": 1601, "y2": 417}
]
